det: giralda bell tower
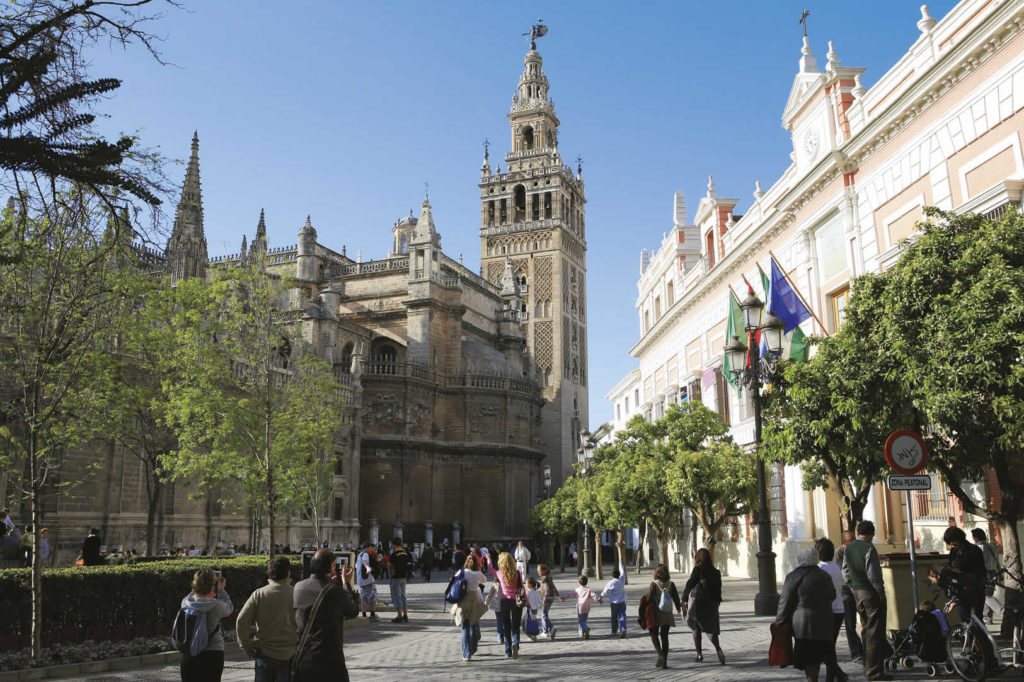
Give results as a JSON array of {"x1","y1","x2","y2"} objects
[{"x1": 479, "y1": 23, "x2": 588, "y2": 487}]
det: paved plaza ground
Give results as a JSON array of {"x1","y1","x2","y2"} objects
[{"x1": 66, "y1": 567, "x2": 928, "y2": 681}]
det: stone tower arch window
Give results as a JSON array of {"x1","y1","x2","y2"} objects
[
  {"x1": 340, "y1": 342, "x2": 353, "y2": 374},
  {"x1": 522, "y1": 126, "x2": 534, "y2": 150},
  {"x1": 513, "y1": 185, "x2": 527, "y2": 222},
  {"x1": 399, "y1": 235, "x2": 407, "y2": 253}
]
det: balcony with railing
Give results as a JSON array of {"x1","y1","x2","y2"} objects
[{"x1": 360, "y1": 360, "x2": 540, "y2": 397}]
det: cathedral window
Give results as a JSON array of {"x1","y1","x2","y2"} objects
[
  {"x1": 532, "y1": 194, "x2": 539, "y2": 220},
  {"x1": 500, "y1": 198, "x2": 507, "y2": 224},
  {"x1": 522, "y1": 126, "x2": 534, "y2": 150},
  {"x1": 333, "y1": 497, "x2": 344, "y2": 521},
  {"x1": 340, "y1": 342, "x2": 353, "y2": 374},
  {"x1": 399, "y1": 235, "x2": 407, "y2": 253},
  {"x1": 544, "y1": 192, "x2": 552, "y2": 219},
  {"x1": 488, "y1": 200, "x2": 495, "y2": 226},
  {"x1": 513, "y1": 185, "x2": 526, "y2": 222}
]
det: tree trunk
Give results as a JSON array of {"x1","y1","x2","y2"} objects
[
  {"x1": 266, "y1": 401, "x2": 277, "y2": 558},
  {"x1": 653, "y1": 521, "x2": 670, "y2": 566},
  {"x1": 594, "y1": 527, "x2": 603, "y2": 580},
  {"x1": 635, "y1": 521, "x2": 648, "y2": 575},
  {"x1": 559, "y1": 537, "x2": 566, "y2": 573},
  {"x1": 29, "y1": 424, "x2": 42, "y2": 662},
  {"x1": 144, "y1": 478, "x2": 162, "y2": 556},
  {"x1": 995, "y1": 517, "x2": 1023, "y2": 591},
  {"x1": 615, "y1": 526, "x2": 628, "y2": 584}
]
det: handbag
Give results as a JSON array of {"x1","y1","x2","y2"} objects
[
  {"x1": 769, "y1": 621, "x2": 794, "y2": 667},
  {"x1": 292, "y1": 582, "x2": 335, "y2": 680},
  {"x1": 768, "y1": 567, "x2": 811, "y2": 668},
  {"x1": 514, "y1": 573, "x2": 528, "y2": 608},
  {"x1": 524, "y1": 609, "x2": 540, "y2": 636}
]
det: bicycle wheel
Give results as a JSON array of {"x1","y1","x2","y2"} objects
[{"x1": 947, "y1": 622, "x2": 988, "y2": 682}]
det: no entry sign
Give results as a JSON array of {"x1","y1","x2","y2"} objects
[{"x1": 884, "y1": 430, "x2": 928, "y2": 475}]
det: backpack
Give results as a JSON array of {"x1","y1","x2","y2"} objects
[
  {"x1": 657, "y1": 584, "x2": 673, "y2": 612},
  {"x1": 445, "y1": 569, "x2": 468, "y2": 604},
  {"x1": 171, "y1": 604, "x2": 219, "y2": 657}
]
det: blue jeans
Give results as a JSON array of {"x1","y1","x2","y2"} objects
[
  {"x1": 461, "y1": 621, "x2": 481, "y2": 658},
  {"x1": 541, "y1": 599, "x2": 554, "y2": 633},
  {"x1": 578, "y1": 611, "x2": 590, "y2": 633},
  {"x1": 499, "y1": 597, "x2": 522, "y2": 655},
  {"x1": 610, "y1": 601, "x2": 627, "y2": 633},
  {"x1": 390, "y1": 578, "x2": 407, "y2": 610},
  {"x1": 254, "y1": 652, "x2": 291, "y2": 682},
  {"x1": 495, "y1": 611, "x2": 505, "y2": 642}
]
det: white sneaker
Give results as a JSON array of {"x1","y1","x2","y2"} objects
[{"x1": 463, "y1": 656, "x2": 471, "y2": 663}]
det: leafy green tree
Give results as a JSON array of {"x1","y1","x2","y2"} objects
[
  {"x1": 761, "y1": 284, "x2": 918, "y2": 532},
  {"x1": 0, "y1": 192, "x2": 138, "y2": 660},
  {"x1": 530, "y1": 477, "x2": 579, "y2": 572},
  {"x1": 667, "y1": 440, "x2": 757, "y2": 551},
  {"x1": 878, "y1": 208, "x2": 1024, "y2": 579},
  {"x1": 275, "y1": 353, "x2": 346, "y2": 546}
]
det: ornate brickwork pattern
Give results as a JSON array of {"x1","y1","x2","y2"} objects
[
  {"x1": 487, "y1": 261, "x2": 504, "y2": 285},
  {"x1": 562, "y1": 316, "x2": 571, "y2": 377},
  {"x1": 535, "y1": 320, "x2": 553, "y2": 370},
  {"x1": 534, "y1": 256, "x2": 552, "y2": 300}
]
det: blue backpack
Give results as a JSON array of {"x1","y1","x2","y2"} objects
[
  {"x1": 445, "y1": 569, "x2": 468, "y2": 604},
  {"x1": 171, "y1": 604, "x2": 218, "y2": 657}
]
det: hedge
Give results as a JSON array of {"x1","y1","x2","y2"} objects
[{"x1": 0, "y1": 555, "x2": 302, "y2": 650}]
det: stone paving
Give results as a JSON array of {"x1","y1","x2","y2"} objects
[{"x1": 65, "y1": 567, "x2": 931, "y2": 681}]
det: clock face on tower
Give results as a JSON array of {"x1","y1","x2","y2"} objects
[{"x1": 803, "y1": 128, "x2": 820, "y2": 157}]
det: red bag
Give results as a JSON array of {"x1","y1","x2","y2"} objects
[
  {"x1": 636, "y1": 593, "x2": 656, "y2": 630},
  {"x1": 73, "y1": 557, "x2": 85, "y2": 567},
  {"x1": 769, "y1": 621, "x2": 794, "y2": 667}
]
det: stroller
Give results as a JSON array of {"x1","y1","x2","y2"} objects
[{"x1": 886, "y1": 608, "x2": 951, "y2": 677}]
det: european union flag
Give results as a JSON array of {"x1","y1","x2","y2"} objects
[{"x1": 768, "y1": 257, "x2": 811, "y2": 333}]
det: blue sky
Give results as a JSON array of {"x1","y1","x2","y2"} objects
[{"x1": 88, "y1": 0, "x2": 958, "y2": 424}]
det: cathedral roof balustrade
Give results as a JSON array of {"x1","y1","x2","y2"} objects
[
  {"x1": 338, "y1": 257, "x2": 409, "y2": 276},
  {"x1": 480, "y1": 217, "x2": 562, "y2": 237},
  {"x1": 505, "y1": 148, "x2": 553, "y2": 163},
  {"x1": 440, "y1": 254, "x2": 498, "y2": 295},
  {"x1": 360, "y1": 358, "x2": 540, "y2": 398}
]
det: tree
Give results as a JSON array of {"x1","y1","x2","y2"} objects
[
  {"x1": 0, "y1": 0, "x2": 173, "y2": 212},
  {"x1": 275, "y1": 353, "x2": 346, "y2": 546},
  {"x1": 0, "y1": 192, "x2": 138, "y2": 660},
  {"x1": 877, "y1": 208, "x2": 1024, "y2": 581},
  {"x1": 666, "y1": 440, "x2": 757, "y2": 551},
  {"x1": 530, "y1": 477, "x2": 579, "y2": 573},
  {"x1": 761, "y1": 286, "x2": 918, "y2": 532}
]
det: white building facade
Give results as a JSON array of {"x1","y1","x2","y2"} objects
[{"x1": 617, "y1": 0, "x2": 1024, "y2": 579}]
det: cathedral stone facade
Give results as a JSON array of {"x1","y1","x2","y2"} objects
[{"x1": 5, "y1": 37, "x2": 587, "y2": 559}]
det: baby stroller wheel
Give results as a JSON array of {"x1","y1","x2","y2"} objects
[
  {"x1": 901, "y1": 656, "x2": 915, "y2": 669},
  {"x1": 943, "y1": 662, "x2": 955, "y2": 674},
  {"x1": 926, "y1": 664, "x2": 938, "y2": 677}
]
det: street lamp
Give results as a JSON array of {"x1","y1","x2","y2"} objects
[
  {"x1": 724, "y1": 291, "x2": 785, "y2": 616},
  {"x1": 577, "y1": 430, "x2": 596, "y2": 577}
]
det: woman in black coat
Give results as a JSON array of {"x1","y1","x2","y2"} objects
[
  {"x1": 682, "y1": 547, "x2": 724, "y2": 664},
  {"x1": 776, "y1": 547, "x2": 843, "y2": 682}
]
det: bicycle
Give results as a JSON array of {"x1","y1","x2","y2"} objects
[{"x1": 944, "y1": 567, "x2": 1024, "y2": 681}]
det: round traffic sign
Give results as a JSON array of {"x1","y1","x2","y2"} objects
[{"x1": 884, "y1": 430, "x2": 928, "y2": 475}]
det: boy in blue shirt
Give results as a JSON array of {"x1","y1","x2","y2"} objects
[{"x1": 599, "y1": 562, "x2": 628, "y2": 637}]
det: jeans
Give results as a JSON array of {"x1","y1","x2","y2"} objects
[
  {"x1": 541, "y1": 599, "x2": 554, "y2": 633},
  {"x1": 180, "y1": 649, "x2": 224, "y2": 682},
  {"x1": 610, "y1": 601, "x2": 627, "y2": 633},
  {"x1": 390, "y1": 578, "x2": 407, "y2": 610},
  {"x1": 495, "y1": 611, "x2": 505, "y2": 641},
  {"x1": 841, "y1": 585, "x2": 864, "y2": 660},
  {"x1": 499, "y1": 597, "x2": 522, "y2": 655},
  {"x1": 254, "y1": 652, "x2": 291, "y2": 682},
  {"x1": 461, "y1": 621, "x2": 480, "y2": 658},
  {"x1": 578, "y1": 611, "x2": 590, "y2": 633}
]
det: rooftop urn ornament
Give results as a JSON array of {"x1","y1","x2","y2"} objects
[
  {"x1": 754, "y1": 180, "x2": 765, "y2": 201},
  {"x1": 707, "y1": 175, "x2": 716, "y2": 198},
  {"x1": 918, "y1": 5, "x2": 936, "y2": 33},
  {"x1": 523, "y1": 19, "x2": 548, "y2": 50},
  {"x1": 852, "y1": 74, "x2": 867, "y2": 100},
  {"x1": 826, "y1": 41, "x2": 840, "y2": 71}
]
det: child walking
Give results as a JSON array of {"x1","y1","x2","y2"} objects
[
  {"x1": 562, "y1": 575, "x2": 601, "y2": 638},
  {"x1": 485, "y1": 575, "x2": 504, "y2": 644},
  {"x1": 537, "y1": 564, "x2": 559, "y2": 640},
  {"x1": 523, "y1": 577, "x2": 543, "y2": 641},
  {"x1": 599, "y1": 562, "x2": 628, "y2": 637}
]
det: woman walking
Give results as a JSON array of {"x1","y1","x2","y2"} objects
[
  {"x1": 815, "y1": 538, "x2": 849, "y2": 682},
  {"x1": 682, "y1": 548, "x2": 724, "y2": 664},
  {"x1": 646, "y1": 563, "x2": 682, "y2": 669},
  {"x1": 776, "y1": 546, "x2": 842, "y2": 682},
  {"x1": 488, "y1": 551, "x2": 526, "y2": 659},
  {"x1": 450, "y1": 554, "x2": 489, "y2": 662}
]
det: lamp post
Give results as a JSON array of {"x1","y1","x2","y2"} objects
[
  {"x1": 723, "y1": 290, "x2": 785, "y2": 616},
  {"x1": 577, "y1": 430, "x2": 596, "y2": 577}
]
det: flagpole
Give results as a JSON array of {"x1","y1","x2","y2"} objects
[{"x1": 764, "y1": 253, "x2": 830, "y2": 337}]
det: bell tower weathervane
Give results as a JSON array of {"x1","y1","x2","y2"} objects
[{"x1": 523, "y1": 19, "x2": 548, "y2": 50}]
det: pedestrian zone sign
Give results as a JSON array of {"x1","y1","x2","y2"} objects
[{"x1": 887, "y1": 474, "x2": 932, "y2": 491}]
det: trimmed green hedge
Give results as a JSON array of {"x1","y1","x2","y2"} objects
[{"x1": 0, "y1": 555, "x2": 300, "y2": 650}]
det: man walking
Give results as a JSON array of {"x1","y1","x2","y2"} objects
[
  {"x1": 388, "y1": 537, "x2": 412, "y2": 623},
  {"x1": 356, "y1": 542, "x2": 379, "y2": 621},
  {"x1": 292, "y1": 549, "x2": 359, "y2": 681},
  {"x1": 420, "y1": 543, "x2": 435, "y2": 582},
  {"x1": 973, "y1": 528, "x2": 1002, "y2": 623},
  {"x1": 843, "y1": 520, "x2": 892, "y2": 681},
  {"x1": 236, "y1": 557, "x2": 297, "y2": 681},
  {"x1": 514, "y1": 540, "x2": 532, "y2": 578},
  {"x1": 82, "y1": 528, "x2": 104, "y2": 566},
  {"x1": 834, "y1": 530, "x2": 864, "y2": 663}
]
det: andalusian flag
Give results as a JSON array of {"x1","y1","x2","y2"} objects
[{"x1": 723, "y1": 288, "x2": 744, "y2": 395}]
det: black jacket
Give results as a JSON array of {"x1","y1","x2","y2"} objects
[
  {"x1": 292, "y1": 576, "x2": 359, "y2": 681},
  {"x1": 682, "y1": 563, "x2": 722, "y2": 604}
]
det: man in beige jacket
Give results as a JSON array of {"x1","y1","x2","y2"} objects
[{"x1": 237, "y1": 557, "x2": 298, "y2": 682}]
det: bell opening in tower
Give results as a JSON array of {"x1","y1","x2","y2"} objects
[
  {"x1": 522, "y1": 126, "x2": 534, "y2": 150},
  {"x1": 513, "y1": 185, "x2": 527, "y2": 222}
]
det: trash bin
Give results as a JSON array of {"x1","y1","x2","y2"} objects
[{"x1": 879, "y1": 552, "x2": 949, "y2": 630}]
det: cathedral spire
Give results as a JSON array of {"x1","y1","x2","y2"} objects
[
  {"x1": 411, "y1": 195, "x2": 440, "y2": 247},
  {"x1": 253, "y1": 208, "x2": 268, "y2": 255},
  {"x1": 165, "y1": 131, "x2": 208, "y2": 283}
]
